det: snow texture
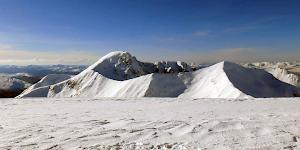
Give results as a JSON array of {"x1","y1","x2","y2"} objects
[{"x1": 1, "y1": 98, "x2": 300, "y2": 149}]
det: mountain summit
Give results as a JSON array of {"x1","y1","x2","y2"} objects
[{"x1": 81, "y1": 51, "x2": 193, "y2": 81}]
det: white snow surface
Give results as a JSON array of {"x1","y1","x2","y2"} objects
[
  {"x1": 18, "y1": 74, "x2": 71, "y2": 97},
  {"x1": 18, "y1": 57, "x2": 300, "y2": 98},
  {"x1": 1, "y1": 97, "x2": 300, "y2": 149}
]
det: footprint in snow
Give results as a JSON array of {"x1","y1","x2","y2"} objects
[{"x1": 293, "y1": 135, "x2": 300, "y2": 142}]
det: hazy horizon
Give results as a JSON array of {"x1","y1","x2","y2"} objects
[{"x1": 0, "y1": 0, "x2": 299, "y2": 65}]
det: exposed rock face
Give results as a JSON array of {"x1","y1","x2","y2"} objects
[
  {"x1": 82, "y1": 51, "x2": 194, "y2": 81},
  {"x1": 154, "y1": 61, "x2": 192, "y2": 73}
]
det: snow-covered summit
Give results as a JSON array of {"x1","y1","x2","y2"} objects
[
  {"x1": 81, "y1": 51, "x2": 194, "y2": 81},
  {"x1": 82, "y1": 51, "x2": 149, "y2": 80}
]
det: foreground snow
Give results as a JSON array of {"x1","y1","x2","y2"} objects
[{"x1": 1, "y1": 98, "x2": 300, "y2": 149}]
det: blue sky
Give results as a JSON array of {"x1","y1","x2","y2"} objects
[{"x1": 0, "y1": 0, "x2": 299, "y2": 65}]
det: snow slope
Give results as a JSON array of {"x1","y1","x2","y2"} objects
[
  {"x1": 244, "y1": 62, "x2": 300, "y2": 87},
  {"x1": 18, "y1": 58, "x2": 300, "y2": 98},
  {"x1": 223, "y1": 62, "x2": 299, "y2": 98},
  {"x1": 266, "y1": 67, "x2": 299, "y2": 87},
  {"x1": 1, "y1": 97, "x2": 300, "y2": 149},
  {"x1": 18, "y1": 74, "x2": 71, "y2": 97}
]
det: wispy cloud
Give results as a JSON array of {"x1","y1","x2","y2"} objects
[
  {"x1": 0, "y1": 45, "x2": 99, "y2": 65},
  {"x1": 192, "y1": 30, "x2": 210, "y2": 37},
  {"x1": 155, "y1": 37, "x2": 190, "y2": 43},
  {"x1": 0, "y1": 30, "x2": 104, "y2": 47},
  {"x1": 224, "y1": 25, "x2": 263, "y2": 33},
  {"x1": 0, "y1": 44, "x2": 14, "y2": 50},
  {"x1": 165, "y1": 47, "x2": 300, "y2": 64},
  {"x1": 223, "y1": 16, "x2": 282, "y2": 33}
]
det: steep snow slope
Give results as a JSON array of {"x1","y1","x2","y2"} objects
[
  {"x1": 18, "y1": 74, "x2": 71, "y2": 97},
  {"x1": 223, "y1": 62, "x2": 299, "y2": 97},
  {"x1": 179, "y1": 62, "x2": 250, "y2": 98},
  {"x1": 244, "y1": 62, "x2": 300, "y2": 87},
  {"x1": 180, "y1": 62, "x2": 300, "y2": 98},
  {"x1": 266, "y1": 67, "x2": 299, "y2": 86},
  {"x1": 18, "y1": 59, "x2": 300, "y2": 98}
]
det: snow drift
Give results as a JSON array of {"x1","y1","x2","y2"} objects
[{"x1": 17, "y1": 51, "x2": 300, "y2": 98}]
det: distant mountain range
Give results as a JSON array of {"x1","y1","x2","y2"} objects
[
  {"x1": 0, "y1": 65, "x2": 87, "y2": 77},
  {"x1": 0, "y1": 65, "x2": 86, "y2": 98}
]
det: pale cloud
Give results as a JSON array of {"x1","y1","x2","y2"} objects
[
  {"x1": 156, "y1": 37, "x2": 190, "y2": 43},
  {"x1": 223, "y1": 17, "x2": 282, "y2": 33},
  {"x1": 192, "y1": 30, "x2": 210, "y2": 37},
  {"x1": 165, "y1": 48, "x2": 300, "y2": 64},
  {"x1": 0, "y1": 31, "x2": 104, "y2": 47},
  {"x1": 223, "y1": 25, "x2": 263, "y2": 33},
  {"x1": 0, "y1": 45, "x2": 99, "y2": 65},
  {"x1": 1, "y1": 43, "x2": 299, "y2": 66},
  {"x1": 0, "y1": 44, "x2": 14, "y2": 50}
]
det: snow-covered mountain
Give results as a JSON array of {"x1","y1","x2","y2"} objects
[
  {"x1": 180, "y1": 61, "x2": 300, "y2": 98},
  {"x1": 0, "y1": 64, "x2": 86, "y2": 98},
  {"x1": 82, "y1": 51, "x2": 193, "y2": 81},
  {"x1": 17, "y1": 51, "x2": 300, "y2": 98},
  {"x1": 19, "y1": 74, "x2": 72, "y2": 97},
  {"x1": 266, "y1": 67, "x2": 299, "y2": 87},
  {"x1": 0, "y1": 65, "x2": 86, "y2": 77},
  {"x1": 244, "y1": 62, "x2": 300, "y2": 87},
  {"x1": 0, "y1": 76, "x2": 29, "y2": 91},
  {"x1": 0, "y1": 74, "x2": 34, "y2": 98}
]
